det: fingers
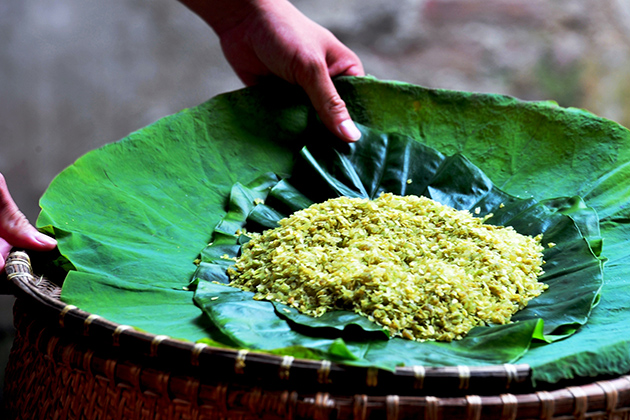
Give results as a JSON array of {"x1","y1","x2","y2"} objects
[
  {"x1": 298, "y1": 61, "x2": 362, "y2": 143},
  {"x1": 338, "y1": 63, "x2": 364, "y2": 77},
  {"x1": 0, "y1": 174, "x2": 57, "y2": 253},
  {"x1": 0, "y1": 238, "x2": 11, "y2": 273},
  {"x1": 327, "y1": 46, "x2": 365, "y2": 78},
  {"x1": 297, "y1": 29, "x2": 365, "y2": 143},
  {"x1": 214, "y1": 0, "x2": 365, "y2": 142}
]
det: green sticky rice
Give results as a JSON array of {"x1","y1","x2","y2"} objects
[{"x1": 228, "y1": 194, "x2": 546, "y2": 342}]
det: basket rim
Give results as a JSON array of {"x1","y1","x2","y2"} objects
[
  {"x1": 2, "y1": 249, "x2": 617, "y2": 399},
  {"x1": 8, "y1": 298, "x2": 630, "y2": 420}
]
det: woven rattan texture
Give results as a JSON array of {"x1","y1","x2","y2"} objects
[
  {"x1": 5, "y1": 301, "x2": 630, "y2": 420},
  {"x1": 5, "y1": 251, "x2": 630, "y2": 420},
  {"x1": 2, "y1": 304, "x2": 316, "y2": 420}
]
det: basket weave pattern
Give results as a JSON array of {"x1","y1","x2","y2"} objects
[
  {"x1": 5, "y1": 300, "x2": 340, "y2": 420},
  {"x1": 4, "y1": 251, "x2": 630, "y2": 420}
]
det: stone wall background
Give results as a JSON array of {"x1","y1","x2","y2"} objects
[{"x1": 2, "y1": 0, "x2": 630, "y2": 404}]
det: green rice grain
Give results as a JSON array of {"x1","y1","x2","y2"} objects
[{"x1": 227, "y1": 193, "x2": 546, "y2": 342}]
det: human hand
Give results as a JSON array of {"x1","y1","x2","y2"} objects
[
  {"x1": 0, "y1": 173, "x2": 57, "y2": 273},
  {"x1": 181, "y1": 0, "x2": 365, "y2": 142}
]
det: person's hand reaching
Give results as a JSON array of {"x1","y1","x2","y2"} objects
[
  {"x1": 181, "y1": 0, "x2": 365, "y2": 142},
  {"x1": 0, "y1": 173, "x2": 57, "y2": 273}
]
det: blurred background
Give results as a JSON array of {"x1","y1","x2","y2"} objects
[{"x1": 2, "y1": 0, "x2": 630, "y2": 405}]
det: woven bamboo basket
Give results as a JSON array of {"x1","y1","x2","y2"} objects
[{"x1": 3, "y1": 250, "x2": 630, "y2": 420}]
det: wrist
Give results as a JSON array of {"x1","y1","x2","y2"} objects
[{"x1": 179, "y1": 0, "x2": 277, "y2": 36}]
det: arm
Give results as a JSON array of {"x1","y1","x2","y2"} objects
[{"x1": 180, "y1": 0, "x2": 364, "y2": 142}]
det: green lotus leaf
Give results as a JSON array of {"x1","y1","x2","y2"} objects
[
  {"x1": 36, "y1": 76, "x2": 630, "y2": 385},
  {"x1": 192, "y1": 122, "x2": 602, "y2": 368}
]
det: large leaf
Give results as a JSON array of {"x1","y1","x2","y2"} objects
[
  {"x1": 37, "y1": 76, "x2": 630, "y2": 385},
  {"x1": 192, "y1": 123, "x2": 602, "y2": 368}
]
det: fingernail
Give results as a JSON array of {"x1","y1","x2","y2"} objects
[
  {"x1": 338, "y1": 120, "x2": 361, "y2": 142},
  {"x1": 34, "y1": 234, "x2": 57, "y2": 248}
]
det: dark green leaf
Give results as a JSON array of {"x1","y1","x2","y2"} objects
[
  {"x1": 272, "y1": 302, "x2": 390, "y2": 339},
  {"x1": 193, "y1": 122, "x2": 602, "y2": 366}
]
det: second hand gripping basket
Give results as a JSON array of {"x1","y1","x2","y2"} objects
[{"x1": 3, "y1": 250, "x2": 630, "y2": 420}]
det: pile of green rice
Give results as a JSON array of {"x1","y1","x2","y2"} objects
[{"x1": 227, "y1": 193, "x2": 546, "y2": 342}]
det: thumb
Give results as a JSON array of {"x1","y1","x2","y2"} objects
[
  {"x1": 298, "y1": 66, "x2": 361, "y2": 143},
  {"x1": 1, "y1": 238, "x2": 12, "y2": 273},
  {"x1": 0, "y1": 174, "x2": 57, "y2": 251}
]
